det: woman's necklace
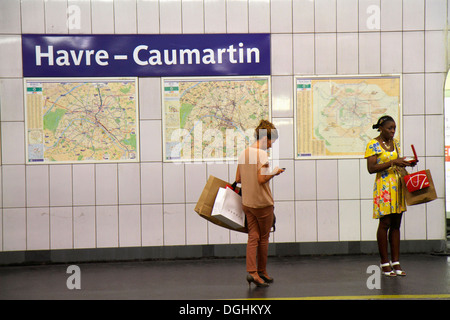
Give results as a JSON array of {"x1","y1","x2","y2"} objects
[{"x1": 380, "y1": 138, "x2": 392, "y2": 150}]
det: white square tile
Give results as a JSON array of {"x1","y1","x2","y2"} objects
[
  {"x1": 95, "y1": 164, "x2": 118, "y2": 205},
  {"x1": 359, "y1": 0, "x2": 380, "y2": 32},
  {"x1": 380, "y1": 0, "x2": 402, "y2": 31},
  {"x1": 425, "y1": 115, "x2": 444, "y2": 157},
  {"x1": 26, "y1": 165, "x2": 49, "y2": 207},
  {"x1": 425, "y1": 31, "x2": 447, "y2": 73},
  {"x1": 249, "y1": 0, "x2": 270, "y2": 33},
  {"x1": 163, "y1": 203, "x2": 185, "y2": 245},
  {"x1": 402, "y1": 73, "x2": 424, "y2": 115},
  {"x1": 402, "y1": 0, "x2": 424, "y2": 31},
  {"x1": 426, "y1": 198, "x2": 446, "y2": 239},
  {"x1": 0, "y1": 35, "x2": 22, "y2": 78},
  {"x1": 68, "y1": 0, "x2": 92, "y2": 34},
  {"x1": 359, "y1": 32, "x2": 380, "y2": 74},
  {"x1": 360, "y1": 199, "x2": 377, "y2": 240},
  {"x1": 425, "y1": 0, "x2": 446, "y2": 30},
  {"x1": 338, "y1": 200, "x2": 361, "y2": 241},
  {"x1": 317, "y1": 200, "x2": 339, "y2": 241},
  {"x1": 182, "y1": 0, "x2": 204, "y2": 33},
  {"x1": 73, "y1": 164, "x2": 95, "y2": 206},
  {"x1": 294, "y1": 160, "x2": 316, "y2": 200},
  {"x1": 402, "y1": 115, "x2": 425, "y2": 158},
  {"x1": 271, "y1": 34, "x2": 293, "y2": 76},
  {"x1": 141, "y1": 162, "x2": 163, "y2": 204},
  {"x1": 425, "y1": 156, "x2": 445, "y2": 198},
  {"x1": 425, "y1": 73, "x2": 445, "y2": 115},
  {"x1": 114, "y1": 0, "x2": 137, "y2": 34},
  {"x1": 337, "y1": 0, "x2": 358, "y2": 32},
  {"x1": 0, "y1": 0, "x2": 21, "y2": 33},
  {"x1": 0, "y1": 79, "x2": 24, "y2": 122},
  {"x1": 73, "y1": 206, "x2": 95, "y2": 249},
  {"x1": 91, "y1": 0, "x2": 114, "y2": 33},
  {"x1": 403, "y1": 204, "x2": 426, "y2": 239},
  {"x1": 3, "y1": 208, "x2": 26, "y2": 251},
  {"x1": 338, "y1": 159, "x2": 360, "y2": 200},
  {"x1": 185, "y1": 163, "x2": 207, "y2": 203},
  {"x1": 359, "y1": 158, "x2": 374, "y2": 199},
  {"x1": 27, "y1": 207, "x2": 50, "y2": 250},
  {"x1": 293, "y1": 34, "x2": 315, "y2": 75},
  {"x1": 206, "y1": 163, "x2": 229, "y2": 182},
  {"x1": 21, "y1": 0, "x2": 45, "y2": 33},
  {"x1": 295, "y1": 200, "x2": 317, "y2": 242},
  {"x1": 119, "y1": 204, "x2": 141, "y2": 247},
  {"x1": 273, "y1": 160, "x2": 294, "y2": 201},
  {"x1": 273, "y1": 201, "x2": 295, "y2": 243},
  {"x1": 270, "y1": 0, "x2": 292, "y2": 33},
  {"x1": 2, "y1": 165, "x2": 25, "y2": 208},
  {"x1": 1, "y1": 122, "x2": 25, "y2": 165},
  {"x1": 139, "y1": 78, "x2": 161, "y2": 120},
  {"x1": 208, "y1": 221, "x2": 230, "y2": 244},
  {"x1": 50, "y1": 165, "x2": 72, "y2": 207},
  {"x1": 381, "y1": 32, "x2": 402, "y2": 74},
  {"x1": 403, "y1": 31, "x2": 424, "y2": 73},
  {"x1": 314, "y1": 0, "x2": 336, "y2": 32},
  {"x1": 140, "y1": 120, "x2": 162, "y2": 161},
  {"x1": 315, "y1": 33, "x2": 336, "y2": 75},
  {"x1": 271, "y1": 76, "x2": 293, "y2": 117},
  {"x1": 96, "y1": 205, "x2": 119, "y2": 248},
  {"x1": 160, "y1": 0, "x2": 182, "y2": 33},
  {"x1": 163, "y1": 163, "x2": 185, "y2": 203},
  {"x1": 337, "y1": 33, "x2": 358, "y2": 74},
  {"x1": 44, "y1": 0, "x2": 68, "y2": 34},
  {"x1": 137, "y1": 0, "x2": 160, "y2": 34},
  {"x1": 272, "y1": 118, "x2": 293, "y2": 159},
  {"x1": 118, "y1": 163, "x2": 141, "y2": 204},
  {"x1": 293, "y1": 0, "x2": 314, "y2": 33},
  {"x1": 204, "y1": 0, "x2": 226, "y2": 33},
  {"x1": 50, "y1": 206, "x2": 73, "y2": 249},
  {"x1": 142, "y1": 204, "x2": 163, "y2": 246},
  {"x1": 316, "y1": 160, "x2": 338, "y2": 200},
  {"x1": 186, "y1": 203, "x2": 207, "y2": 245},
  {"x1": 226, "y1": 0, "x2": 248, "y2": 33}
]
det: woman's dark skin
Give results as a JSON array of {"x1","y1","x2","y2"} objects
[{"x1": 366, "y1": 120, "x2": 415, "y2": 273}]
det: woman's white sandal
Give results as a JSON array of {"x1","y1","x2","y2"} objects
[
  {"x1": 390, "y1": 261, "x2": 406, "y2": 276},
  {"x1": 380, "y1": 262, "x2": 396, "y2": 277}
]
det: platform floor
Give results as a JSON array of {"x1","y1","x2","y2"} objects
[{"x1": 0, "y1": 253, "x2": 449, "y2": 300}]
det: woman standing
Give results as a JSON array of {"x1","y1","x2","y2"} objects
[
  {"x1": 365, "y1": 115, "x2": 415, "y2": 277},
  {"x1": 235, "y1": 120, "x2": 284, "y2": 287}
]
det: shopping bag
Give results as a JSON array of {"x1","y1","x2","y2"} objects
[
  {"x1": 211, "y1": 187, "x2": 246, "y2": 229},
  {"x1": 194, "y1": 175, "x2": 247, "y2": 233},
  {"x1": 404, "y1": 169, "x2": 437, "y2": 206},
  {"x1": 403, "y1": 170, "x2": 430, "y2": 193}
]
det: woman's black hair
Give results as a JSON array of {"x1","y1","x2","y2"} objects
[{"x1": 372, "y1": 115, "x2": 395, "y2": 130}]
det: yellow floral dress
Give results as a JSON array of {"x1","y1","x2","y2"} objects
[{"x1": 364, "y1": 139, "x2": 406, "y2": 219}]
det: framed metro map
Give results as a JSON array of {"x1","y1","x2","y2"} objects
[
  {"x1": 24, "y1": 78, "x2": 139, "y2": 163},
  {"x1": 294, "y1": 75, "x2": 401, "y2": 159},
  {"x1": 162, "y1": 76, "x2": 270, "y2": 162}
]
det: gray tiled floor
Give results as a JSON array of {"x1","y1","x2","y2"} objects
[{"x1": 0, "y1": 253, "x2": 449, "y2": 300}]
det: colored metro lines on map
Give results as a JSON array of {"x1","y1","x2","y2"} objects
[{"x1": 25, "y1": 78, "x2": 139, "y2": 163}]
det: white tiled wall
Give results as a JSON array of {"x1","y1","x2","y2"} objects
[{"x1": 0, "y1": 0, "x2": 448, "y2": 252}]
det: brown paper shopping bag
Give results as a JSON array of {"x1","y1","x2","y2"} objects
[
  {"x1": 404, "y1": 169, "x2": 437, "y2": 206},
  {"x1": 194, "y1": 175, "x2": 247, "y2": 233}
]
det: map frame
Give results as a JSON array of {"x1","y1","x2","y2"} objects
[
  {"x1": 23, "y1": 77, "x2": 140, "y2": 164},
  {"x1": 161, "y1": 76, "x2": 272, "y2": 163},
  {"x1": 294, "y1": 74, "x2": 402, "y2": 160}
]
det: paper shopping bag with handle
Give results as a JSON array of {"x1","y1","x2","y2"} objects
[
  {"x1": 404, "y1": 169, "x2": 437, "y2": 206},
  {"x1": 194, "y1": 175, "x2": 247, "y2": 233}
]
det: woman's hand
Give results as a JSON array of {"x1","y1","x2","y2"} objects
[{"x1": 392, "y1": 157, "x2": 412, "y2": 168}]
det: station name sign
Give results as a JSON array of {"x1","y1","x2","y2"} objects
[{"x1": 22, "y1": 34, "x2": 270, "y2": 77}]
